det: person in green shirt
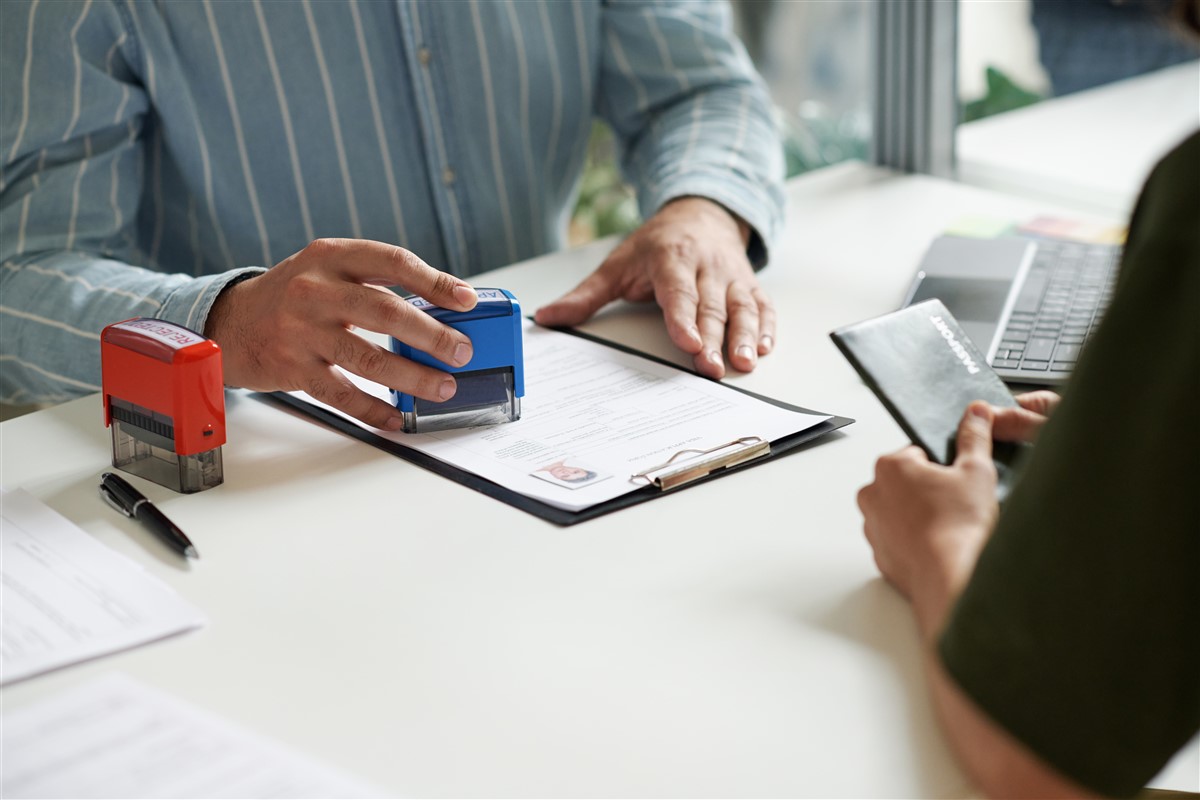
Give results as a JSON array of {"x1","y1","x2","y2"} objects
[{"x1": 855, "y1": 127, "x2": 1199, "y2": 795}]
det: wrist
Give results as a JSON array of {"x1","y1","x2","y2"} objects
[
  {"x1": 660, "y1": 196, "x2": 752, "y2": 248},
  {"x1": 203, "y1": 271, "x2": 259, "y2": 341},
  {"x1": 203, "y1": 274, "x2": 260, "y2": 388},
  {"x1": 910, "y1": 527, "x2": 987, "y2": 646},
  {"x1": 910, "y1": 569, "x2": 962, "y2": 647},
  {"x1": 203, "y1": 282, "x2": 238, "y2": 342}
]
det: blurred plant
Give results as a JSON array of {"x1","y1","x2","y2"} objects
[
  {"x1": 962, "y1": 66, "x2": 1045, "y2": 123},
  {"x1": 780, "y1": 101, "x2": 870, "y2": 177},
  {"x1": 568, "y1": 121, "x2": 640, "y2": 245}
]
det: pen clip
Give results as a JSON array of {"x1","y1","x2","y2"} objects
[
  {"x1": 98, "y1": 483, "x2": 133, "y2": 517},
  {"x1": 630, "y1": 436, "x2": 771, "y2": 491}
]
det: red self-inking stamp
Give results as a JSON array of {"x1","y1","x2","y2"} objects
[{"x1": 101, "y1": 318, "x2": 225, "y2": 493}]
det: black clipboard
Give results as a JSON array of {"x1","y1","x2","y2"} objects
[{"x1": 263, "y1": 327, "x2": 853, "y2": 525}]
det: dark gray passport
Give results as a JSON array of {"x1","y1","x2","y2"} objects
[{"x1": 830, "y1": 299, "x2": 1024, "y2": 494}]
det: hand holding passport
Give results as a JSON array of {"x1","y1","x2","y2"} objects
[{"x1": 831, "y1": 299, "x2": 1026, "y2": 496}]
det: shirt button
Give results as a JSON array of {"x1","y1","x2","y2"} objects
[
  {"x1": 418, "y1": 48, "x2": 432, "y2": 66},
  {"x1": 442, "y1": 167, "x2": 456, "y2": 185}
]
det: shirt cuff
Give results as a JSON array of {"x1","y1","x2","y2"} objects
[{"x1": 157, "y1": 267, "x2": 266, "y2": 336}]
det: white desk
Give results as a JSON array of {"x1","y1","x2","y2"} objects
[{"x1": 1, "y1": 163, "x2": 1192, "y2": 796}]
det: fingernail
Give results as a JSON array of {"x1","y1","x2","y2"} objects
[
  {"x1": 454, "y1": 342, "x2": 472, "y2": 366},
  {"x1": 736, "y1": 344, "x2": 755, "y2": 364},
  {"x1": 454, "y1": 284, "x2": 477, "y2": 307},
  {"x1": 707, "y1": 349, "x2": 723, "y2": 367},
  {"x1": 688, "y1": 325, "x2": 702, "y2": 344},
  {"x1": 969, "y1": 403, "x2": 990, "y2": 419},
  {"x1": 439, "y1": 378, "x2": 457, "y2": 401},
  {"x1": 384, "y1": 415, "x2": 405, "y2": 431},
  {"x1": 760, "y1": 335, "x2": 774, "y2": 353}
]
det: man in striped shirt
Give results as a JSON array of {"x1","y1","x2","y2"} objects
[{"x1": 1, "y1": 1, "x2": 784, "y2": 429}]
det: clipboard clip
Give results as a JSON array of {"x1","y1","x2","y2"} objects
[{"x1": 630, "y1": 436, "x2": 771, "y2": 492}]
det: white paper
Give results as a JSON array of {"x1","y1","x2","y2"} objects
[
  {"x1": 0, "y1": 488, "x2": 206, "y2": 685},
  {"x1": 0, "y1": 674, "x2": 387, "y2": 799},
  {"x1": 296, "y1": 321, "x2": 831, "y2": 511}
]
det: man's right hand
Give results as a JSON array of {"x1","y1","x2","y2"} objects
[
  {"x1": 204, "y1": 238, "x2": 478, "y2": 431},
  {"x1": 992, "y1": 390, "x2": 1062, "y2": 445}
]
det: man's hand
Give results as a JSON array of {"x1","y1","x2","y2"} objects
[
  {"x1": 204, "y1": 238, "x2": 478, "y2": 431},
  {"x1": 856, "y1": 402, "x2": 1001, "y2": 640},
  {"x1": 992, "y1": 390, "x2": 1061, "y2": 445},
  {"x1": 534, "y1": 197, "x2": 773, "y2": 379}
]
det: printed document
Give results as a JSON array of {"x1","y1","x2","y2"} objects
[
  {"x1": 294, "y1": 321, "x2": 830, "y2": 511},
  {"x1": 0, "y1": 488, "x2": 206, "y2": 685},
  {"x1": 1, "y1": 674, "x2": 386, "y2": 798}
]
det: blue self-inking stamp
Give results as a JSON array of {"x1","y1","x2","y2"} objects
[{"x1": 391, "y1": 288, "x2": 524, "y2": 433}]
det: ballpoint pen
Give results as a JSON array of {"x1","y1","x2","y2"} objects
[{"x1": 99, "y1": 472, "x2": 200, "y2": 559}]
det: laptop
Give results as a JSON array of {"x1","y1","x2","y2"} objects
[{"x1": 903, "y1": 235, "x2": 1121, "y2": 385}]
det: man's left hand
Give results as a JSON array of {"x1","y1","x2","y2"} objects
[{"x1": 534, "y1": 197, "x2": 774, "y2": 379}]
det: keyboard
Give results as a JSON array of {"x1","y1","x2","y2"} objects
[{"x1": 990, "y1": 238, "x2": 1120, "y2": 384}]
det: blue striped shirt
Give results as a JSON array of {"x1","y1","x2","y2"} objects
[{"x1": 1, "y1": 0, "x2": 784, "y2": 405}]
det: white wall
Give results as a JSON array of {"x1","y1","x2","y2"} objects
[{"x1": 958, "y1": 0, "x2": 1050, "y2": 100}]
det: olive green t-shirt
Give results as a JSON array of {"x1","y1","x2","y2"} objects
[{"x1": 938, "y1": 131, "x2": 1200, "y2": 798}]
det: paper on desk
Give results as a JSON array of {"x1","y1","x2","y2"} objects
[
  {"x1": 0, "y1": 673, "x2": 387, "y2": 798},
  {"x1": 0, "y1": 488, "x2": 206, "y2": 685},
  {"x1": 1017, "y1": 215, "x2": 1127, "y2": 245},
  {"x1": 294, "y1": 320, "x2": 830, "y2": 512}
]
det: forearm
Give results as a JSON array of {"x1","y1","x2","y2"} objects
[
  {"x1": 0, "y1": 251, "x2": 259, "y2": 403},
  {"x1": 913, "y1": 551, "x2": 1100, "y2": 799},
  {"x1": 926, "y1": 649, "x2": 1099, "y2": 799},
  {"x1": 618, "y1": 84, "x2": 784, "y2": 267},
  {"x1": 597, "y1": 0, "x2": 784, "y2": 265}
]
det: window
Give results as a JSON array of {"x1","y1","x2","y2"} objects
[
  {"x1": 733, "y1": 0, "x2": 873, "y2": 177},
  {"x1": 955, "y1": 0, "x2": 1200, "y2": 215}
]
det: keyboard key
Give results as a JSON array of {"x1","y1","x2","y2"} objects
[
  {"x1": 1021, "y1": 360, "x2": 1050, "y2": 371},
  {"x1": 1051, "y1": 362, "x2": 1076, "y2": 372},
  {"x1": 1060, "y1": 335, "x2": 1086, "y2": 345},
  {"x1": 1000, "y1": 340, "x2": 1026, "y2": 351},
  {"x1": 1053, "y1": 343, "x2": 1082, "y2": 362},
  {"x1": 1002, "y1": 330, "x2": 1030, "y2": 343},
  {"x1": 1014, "y1": 276, "x2": 1048, "y2": 314},
  {"x1": 992, "y1": 359, "x2": 1021, "y2": 369},
  {"x1": 1025, "y1": 337, "x2": 1057, "y2": 361}
]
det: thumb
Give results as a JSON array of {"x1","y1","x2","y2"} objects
[
  {"x1": 954, "y1": 401, "x2": 994, "y2": 466},
  {"x1": 534, "y1": 270, "x2": 618, "y2": 327}
]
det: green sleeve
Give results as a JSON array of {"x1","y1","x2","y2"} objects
[{"x1": 938, "y1": 132, "x2": 1200, "y2": 798}]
